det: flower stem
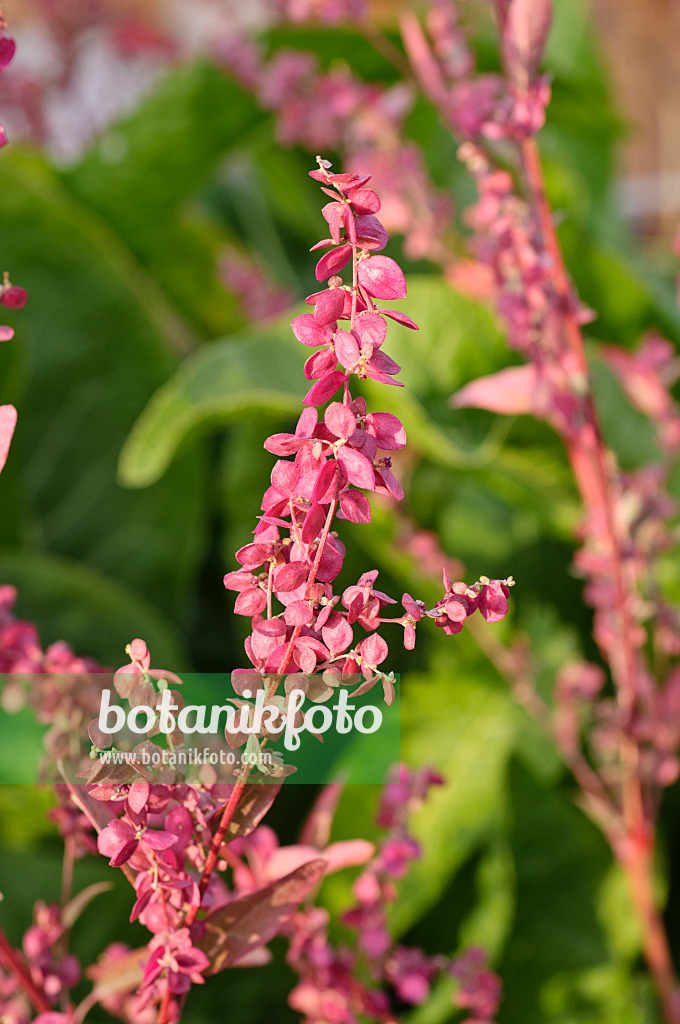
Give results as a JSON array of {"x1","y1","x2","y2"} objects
[
  {"x1": 0, "y1": 924, "x2": 51, "y2": 1016},
  {"x1": 184, "y1": 775, "x2": 248, "y2": 928}
]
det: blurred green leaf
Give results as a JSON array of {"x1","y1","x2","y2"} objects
[
  {"x1": 62, "y1": 62, "x2": 265, "y2": 338},
  {"x1": 0, "y1": 548, "x2": 185, "y2": 667},
  {"x1": 0, "y1": 151, "x2": 208, "y2": 612},
  {"x1": 119, "y1": 330, "x2": 305, "y2": 488}
]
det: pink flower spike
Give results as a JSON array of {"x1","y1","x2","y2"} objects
[
  {"x1": 357, "y1": 255, "x2": 407, "y2": 300},
  {"x1": 0, "y1": 404, "x2": 17, "y2": 474},
  {"x1": 0, "y1": 325, "x2": 13, "y2": 341}
]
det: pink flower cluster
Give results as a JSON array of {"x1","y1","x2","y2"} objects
[{"x1": 222, "y1": 160, "x2": 512, "y2": 722}]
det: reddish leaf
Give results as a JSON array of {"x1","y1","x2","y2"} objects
[
  {"x1": 236, "y1": 543, "x2": 271, "y2": 570},
  {"x1": 275, "y1": 561, "x2": 308, "y2": 593},
  {"x1": 0, "y1": 37, "x2": 16, "y2": 74},
  {"x1": 325, "y1": 402, "x2": 356, "y2": 440},
  {"x1": 303, "y1": 371, "x2": 346, "y2": 407},
  {"x1": 339, "y1": 489, "x2": 372, "y2": 523},
  {"x1": 196, "y1": 859, "x2": 327, "y2": 974},
  {"x1": 359, "y1": 633, "x2": 388, "y2": 667},
  {"x1": 352, "y1": 313, "x2": 387, "y2": 350},
  {"x1": 337, "y1": 447, "x2": 375, "y2": 490},
  {"x1": 350, "y1": 188, "x2": 381, "y2": 215},
  {"x1": 313, "y1": 288, "x2": 346, "y2": 325},
  {"x1": 378, "y1": 308, "x2": 419, "y2": 329},
  {"x1": 355, "y1": 214, "x2": 389, "y2": 251},
  {"x1": 451, "y1": 364, "x2": 538, "y2": 415},
  {"x1": 315, "y1": 244, "x2": 352, "y2": 282},
  {"x1": 364, "y1": 412, "x2": 406, "y2": 450},
  {"x1": 334, "y1": 330, "x2": 361, "y2": 370},
  {"x1": 304, "y1": 348, "x2": 337, "y2": 381},
  {"x1": 357, "y1": 256, "x2": 407, "y2": 300},
  {"x1": 271, "y1": 460, "x2": 300, "y2": 498},
  {"x1": 291, "y1": 314, "x2": 334, "y2": 347},
  {"x1": 223, "y1": 783, "x2": 282, "y2": 841},
  {"x1": 301, "y1": 503, "x2": 326, "y2": 543}
]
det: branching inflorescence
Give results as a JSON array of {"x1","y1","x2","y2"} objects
[{"x1": 224, "y1": 156, "x2": 513, "y2": 716}]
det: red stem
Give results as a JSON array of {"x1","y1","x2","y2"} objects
[
  {"x1": 184, "y1": 778, "x2": 247, "y2": 928},
  {"x1": 0, "y1": 925, "x2": 51, "y2": 1016},
  {"x1": 517, "y1": 96, "x2": 678, "y2": 1024},
  {"x1": 158, "y1": 982, "x2": 173, "y2": 1024}
]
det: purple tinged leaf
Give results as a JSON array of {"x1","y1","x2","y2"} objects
[
  {"x1": 127, "y1": 782, "x2": 150, "y2": 815},
  {"x1": 234, "y1": 587, "x2": 267, "y2": 616},
  {"x1": 236, "y1": 543, "x2": 271, "y2": 570},
  {"x1": 316, "y1": 539, "x2": 344, "y2": 583},
  {"x1": 271, "y1": 460, "x2": 300, "y2": 498},
  {"x1": 364, "y1": 412, "x2": 407, "y2": 450},
  {"x1": 315, "y1": 244, "x2": 352, "y2": 282},
  {"x1": 350, "y1": 188, "x2": 381, "y2": 215},
  {"x1": 321, "y1": 615, "x2": 354, "y2": 654},
  {"x1": 357, "y1": 256, "x2": 407, "y2": 300},
  {"x1": 291, "y1": 314, "x2": 334, "y2": 347},
  {"x1": 284, "y1": 600, "x2": 315, "y2": 626},
  {"x1": 337, "y1": 447, "x2": 375, "y2": 490},
  {"x1": 303, "y1": 371, "x2": 346, "y2": 407},
  {"x1": 143, "y1": 828, "x2": 177, "y2": 851},
  {"x1": 275, "y1": 561, "x2": 308, "y2": 593},
  {"x1": 311, "y1": 461, "x2": 337, "y2": 504},
  {"x1": 379, "y1": 308, "x2": 419, "y2": 329},
  {"x1": 0, "y1": 37, "x2": 16, "y2": 73},
  {"x1": 478, "y1": 581, "x2": 510, "y2": 623},
  {"x1": 304, "y1": 348, "x2": 337, "y2": 381},
  {"x1": 339, "y1": 489, "x2": 372, "y2": 523},
  {"x1": 355, "y1": 214, "x2": 389, "y2": 251},
  {"x1": 352, "y1": 313, "x2": 387, "y2": 350},
  {"x1": 324, "y1": 402, "x2": 356, "y2": 440},
  {"x1": 313, "y1": 288, "x2": 345, "y2": 325},
  {"x1": 359, "y1": 633, "x2": 388, "y2": 667},
  {"x1": 196, "y1": 859, "x2": 327, "y2": 974},
  {"x1": 301, "y1": 503, "x2": 326, "y2": 543},
  {"x1": 334, "y1": 330, "x2": 361, "y2": 370},
  {"x1": 503, "y1": 0, "x2": 553, "y2": 90}
]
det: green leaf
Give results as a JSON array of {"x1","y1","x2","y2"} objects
[
  {"x1": 118, "y1": 329, "x2": 304, "y2": 488},
  {"x1": 391, "y1": 661, "x2": 519, "y2": 936},
  {"x1": 497, "y1": 762, "x2": 613, "y2": 1022},
  {"x1": 62, "y1": 62, "x2": 265, "y2": 338},
  {"x1": 0, "y1": 548, "x2": 186, "y2": 667},
  {"x1": 0, "y1": 152, "x2": 207, "y2": 610}
]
